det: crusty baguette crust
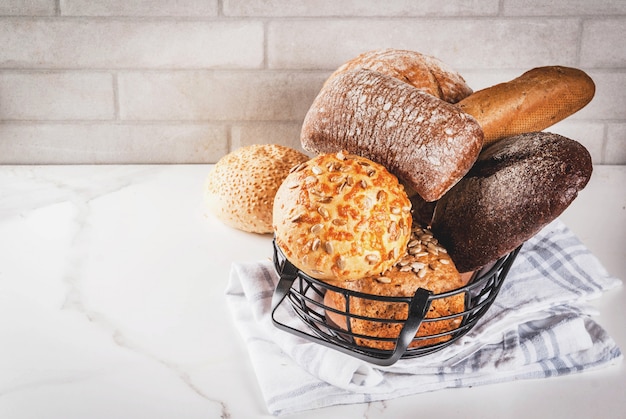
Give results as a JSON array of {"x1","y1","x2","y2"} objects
[
  {"x1": 431, "y1": 132, "x2": 593, "y2": 272},
  {"x1": 328, "y1": 49, "x2": 473, "y2": 103},
  {"x1": 301, "y1": 69, "x2": 484, "y2": 202},
  {"x1": 457, "y1": 66, "x2": 595, "y2": 147}
]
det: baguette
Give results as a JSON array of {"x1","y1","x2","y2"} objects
[
  {"x1": 457, "y1": 66, "x2": 595, "y2": 147},
  {"x1": 431, "y1": 131, "x2": 593, "y2": 272},
  {"x1": 300, "y1": 69, "x2": 484, "y2": 202}
]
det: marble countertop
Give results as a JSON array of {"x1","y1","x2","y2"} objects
[{"x1": 0, "y1": 164, "x2": 624, "y2": 419}]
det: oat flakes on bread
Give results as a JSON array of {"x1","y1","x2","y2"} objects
[
  {"x1": 205, "y1": 144, "x2": 309, "y2": 234},
  {"x1": 273, "y1": 151, "x2": 412, "y2": 282},
  {"x1": 324, "y1": 225, "x2": 468, "y2": 350}
]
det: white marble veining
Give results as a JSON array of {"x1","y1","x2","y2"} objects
[{"x1": 0, "y1": 164, "x2": 624, "y2": 419}]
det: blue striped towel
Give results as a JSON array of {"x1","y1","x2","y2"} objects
[{"x1": 225, "y1": 219, "x2": 622, "y2": 416}]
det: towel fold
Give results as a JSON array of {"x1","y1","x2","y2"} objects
[{"x1": 225, "y1": 219, "x2": 622, "y2": 416}]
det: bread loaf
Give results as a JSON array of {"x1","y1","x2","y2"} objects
[
  {"x1": 273, "y1": 151, "x2": 412, "y2": 282},
  {"x1": 300, "y1": 69, "x2": 484, "y2": 202},
  {"x1": 431, "y1": 132, "x2": 593, "y2": 272},
  {"x1": 204, "y1": 144, "x2": 309, "y2": 234},
  {"x1": 457, "y1": 66, "x2": 595, "y2": 147},
  {"x1": 324, "y1": 225, "x2": 468, "y2": 350},
  {"x1": 327, "y1": 49, "x2": 473, "y2": 104}
]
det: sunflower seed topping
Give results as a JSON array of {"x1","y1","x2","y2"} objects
[
  {"x1": 365, "y1": 254, "x2": 380, "y2": 264},
  {"x1": 376, "y1": 276, "x2": 392, "y2": 284},
  {"x1": 318, "y1": 206, "x2": 330, "y2": 219},
  {"x1": 310, "y1": 223, "x2": 324, "y2": 234},
  {"x1": 388, "y1": 221, "x2": 398, "y2": 237},
  {"x1": 411, "y1": 261, "x2": 426, "y2": 270},
  {"x1": 289, "y1": 162, "x2": 306, "y2": 173}
]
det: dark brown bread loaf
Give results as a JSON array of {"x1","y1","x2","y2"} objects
[
  {"x1": 457, "y1": 66, "x2": 595, "y2": 148},
  {"x1": 431, "y1": 132, "x2": 592, "y2": 273},
  {"x1": 301, "y1": 68, "x2": 484, "y2": 202}
]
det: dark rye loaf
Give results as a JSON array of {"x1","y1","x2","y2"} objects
[{"x1": 431, "y1": 132, "x2": 592, "y2": 273}]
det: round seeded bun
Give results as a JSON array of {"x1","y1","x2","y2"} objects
[
  {"x1": 205, "y1": 144, "x2": 309, "y2": 234},
  {"x1": 323, "y1": 225, "x2": 468, "y2": 350},
  {"x1": 273, "y1": 151, "x2": 412, "y2": 281}
]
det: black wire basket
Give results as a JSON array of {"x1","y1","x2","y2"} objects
[{"x1": 271, "y1": 240, "x2": 522, "y2": 366}]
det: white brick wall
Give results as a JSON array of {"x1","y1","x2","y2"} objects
[{"x1": 0, "y1": 0, "x2": 624, "y2": 164}]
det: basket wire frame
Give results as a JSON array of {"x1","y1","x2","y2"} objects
[{"x1": 271, "y1": 240, "x2": 522, "y2": 366}]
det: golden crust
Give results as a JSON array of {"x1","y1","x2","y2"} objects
[
  {"x1": 327, "y1": 48, "x2": 473, "y2": 104},
  {"x1": 324, "y1": 226, "x2": 468, "y2": 350},
  {"x1": 205, "y1": 144, "x2": 309, "y2": 234},
  {"x1": 273, "y1": 151, "x2": 412, "y2": 281}
]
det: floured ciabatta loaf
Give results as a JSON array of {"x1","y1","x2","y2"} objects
[
  {"x1": 326, "y1": 48, "x2": 473, "y2": 104},
  {"x1": 273, "y1": 151, "x2": 412, "y2": 282},
  {"x1": 324, "y1": 225, "x2": 468, "y2": 350},
  {"x1": 431, "y1": 132, "x2": 593, "y2": 272},
  {"x1": 205, "y1": 144, "x2": 309, "y2": 234},
  {"x1": 301, "y1": 69, "x2": 484, "y2": 202}
]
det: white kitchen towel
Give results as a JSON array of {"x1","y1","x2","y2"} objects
[{"x1": 225, "y1": 219, "x2": 623, "y2": 416}]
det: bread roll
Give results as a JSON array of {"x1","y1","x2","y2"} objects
[
  {"x1": 327, "y1": 49, "x2": 473, "y2": 104},
  {"x1": 431, "y1": 132, "x2": 593, "y2": 272},
  {"x1": 273, "y1": 151, "x2": 412, "y2": 281},
  {"x1": 324, "y1": 225, "x2": 467, "y2": 350},
  {"x1": 301, "y1": 69, "x2": 484, "y2": 202},
  {"x1": 205, "y1": 144, "x2": 309, "y2": 234},
  {"x1": 457, "y1": 66, "x2": 595, "y2": 147}
]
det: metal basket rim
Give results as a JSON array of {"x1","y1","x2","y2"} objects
[{"x1": 270, "y1": 239, "x2": 522, "y2": 366}]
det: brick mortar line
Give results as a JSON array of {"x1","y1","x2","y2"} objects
[
  {"x1": 601, "y1": 124, "x2": 610, "y2": 162},
  {"x1": 112, "y1": 73, "x2": 120, "y2": 121},
  {"x1": 2, "y1": 15, "x2": 626, "y2": 21},
  {"x1": 0, "y1": 67, "x2": 624, "y2": 74},
  {"x1": 0, "y1": 120, "x2": 305, "y2": 125},
  {"x1": 0, "y1": 119, "x2": 619, "y2": 126},
  {"x1": 0, "y1": 68, "x2": 334, "y2": 74}
]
